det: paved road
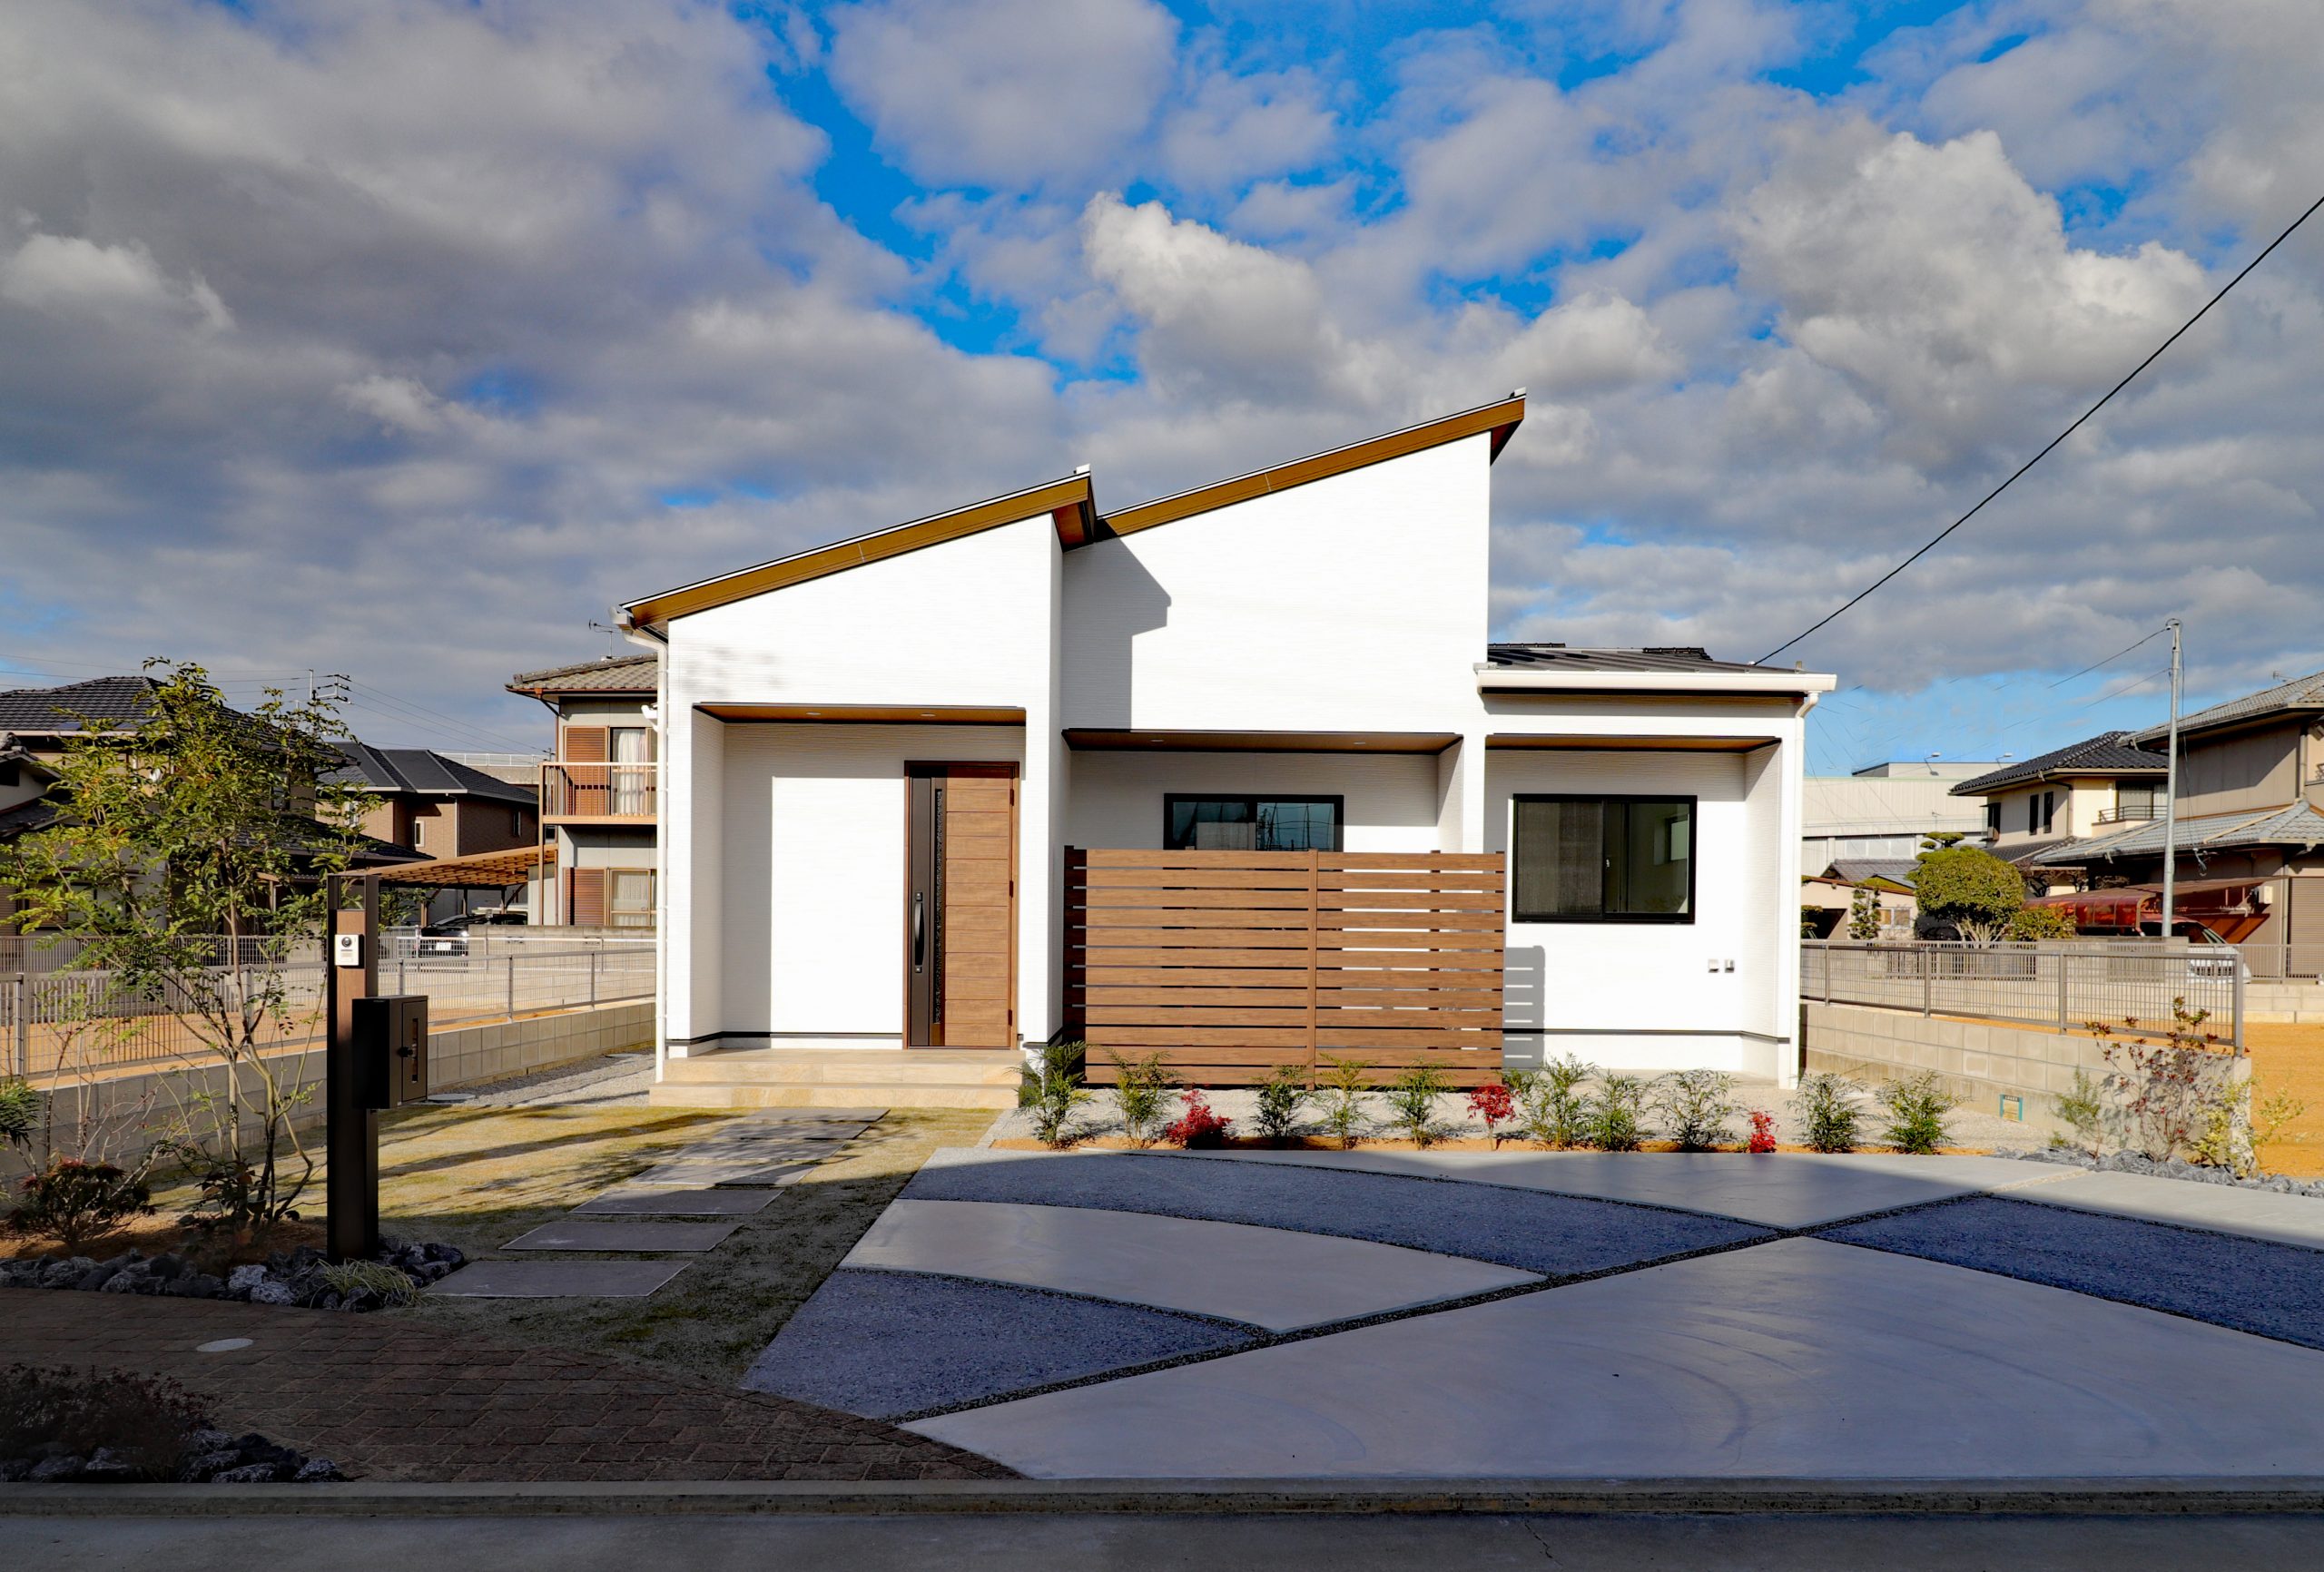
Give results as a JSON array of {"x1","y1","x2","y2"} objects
[{"x1": 19, "y1": 1511, "x2": 2324, "y2": 1570}]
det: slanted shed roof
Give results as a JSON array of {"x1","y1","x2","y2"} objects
[
  {"x1": 1823, "y1": 858, "x2": 1921, "y2": 889},
  {"x1": 2129, "y1": 668, "x2": 2324, "y2": 746},
  {"x1": 507, "y1": 654, "x2": 659, "y2": 696},
  {"x1": 1950, "y1": 732, "x2": 2168, "y2": 797},
  {"x1": 330, "y1": 742, "x2": 537, "y2": 807},
  {"x1": 0, "y1": 675, "x2": 159, "y2": 735},
  {"x1": 621, "y1": 396, "x2": 1526, "y2": 627},
  {"x1": 2058, "y1": 801, "x2": 2324, "y2": 863},
  {"x1": 1484, "y1": 644, "x2": 1773, "y2": 676}
]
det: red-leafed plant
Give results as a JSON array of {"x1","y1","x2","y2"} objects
[
  {"x1": 1746, "y1": 1109, "x2": 1777, "y2": 1154},
  {"x1": 1466, "y1": 1082, "x2": 1516, "y2": 1147},
  {"x1": 1165, "y1": 1091, "x2": 1233, "y2": 1149}
]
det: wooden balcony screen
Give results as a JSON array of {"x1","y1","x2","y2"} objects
[{"x1": 1067, "y1": 848, "x2": 1505, "y2": 1086}]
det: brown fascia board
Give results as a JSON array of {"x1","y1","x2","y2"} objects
[
  {"x1": 624, "y1": 473, "x2": 1097, "y2": 627},
  {"x1": 1092, "y1": 395, "x2": 1526, "y2": 541}
]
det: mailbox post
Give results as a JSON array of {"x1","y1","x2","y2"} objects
[{"x1": 324, "y1": 879, "x2": 431, "y2": 1261}]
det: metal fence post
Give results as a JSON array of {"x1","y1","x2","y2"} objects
[
  {"x1": 2056, "y1": 949, "x2": 2071, "y2": 1032},
  {"x1": 2234, "y1": 956, "x2": 2247, "y2": 1053},
  {"x1": 12, "y1": 974, "x2": 25, "y2": 1079},
  {"x1": 589, "y1": 950, "x2": 598, "y2": 1006},
  {"x1": 507, "y1": 955, "x2": 517, "y2": 1019},
  {"x1": 1921, "y1": 950, "x2": 1933, "y2": 1018}
]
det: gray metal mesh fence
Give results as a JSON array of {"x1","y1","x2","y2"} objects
[{"x1": 1803, "y1": 939, "x2": 2242, "y2": 1046}]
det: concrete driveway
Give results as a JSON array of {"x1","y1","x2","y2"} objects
[{"x1": 743, "y1": 1147, "x2": 2324, "y2": 1480}]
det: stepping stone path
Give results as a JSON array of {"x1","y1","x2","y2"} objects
[{"x1": 428, "y1": 1109, "x2": 884, "y2": 1300}]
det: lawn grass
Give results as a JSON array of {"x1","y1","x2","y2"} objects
[{"x1": 377, "y1": 1103, "x2": 993, "y2": 1381}]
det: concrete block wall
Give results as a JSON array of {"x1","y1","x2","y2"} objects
[
  {"x1": 1802, "y1": 1001, "x2": 2117, "y2": 1133},
  {"x1": 11, "y1": 999, "x2": 655, "y2": 1177}
]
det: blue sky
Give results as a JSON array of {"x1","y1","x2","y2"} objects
[{"x1": 0, "y1": 0, "x2": 2318, "y2": 769}]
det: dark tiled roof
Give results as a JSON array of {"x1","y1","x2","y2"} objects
[
  {"x1": 0, "y1": 675, "x2": 157, "y2": 735},
  {"x1": 330, "y1": 743, "x2": 537, "y2": 806},
  {"x1": 1484, "y1": 644, "x2": 1775, "y2": 675},
  {"x1": 2056, "y1": 802, "x2": 2324, "y2": 863},
  {"x1": 507, "y1": 654, "x2": 658, "y2": 695},
  {"x1": 2129, "y1": 668, "x2": 2324, "y2": 745},
  {"x1": 1950, "y1": 732, "x2": 2168, "y2": 797},
  {"x1": 0, "y1": 797, "x2": 61, "y2": 842},
  {"x1": 1822, "y1": 859, "x2": 1922, "y2": 888}
]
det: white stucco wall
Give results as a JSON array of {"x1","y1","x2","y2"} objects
[
  {"x1": 1063, "y1": 750, "x2": 1443, "y2": 851},
  {"x1": 1060, "y1": 434, "x2": 1490, "y2": 732},
  {"x1": 1485, "y1": 747, "x2": 1793, "y2": 1078}
]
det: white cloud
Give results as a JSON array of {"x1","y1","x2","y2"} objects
[
  {"x1": 826, "y1": 0, "x2": 1177, "y2": 187},
  {"x1": 0, "y1": 231, "x2": 231, "y2": 330},
  {"x1": 1157, "y1": 68, "x2": 1335, "y2": 192}
]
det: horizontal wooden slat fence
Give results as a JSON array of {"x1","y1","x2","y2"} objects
[{"x1": 1067, "y1": 848, "x2": 1505, "y2": 1086}]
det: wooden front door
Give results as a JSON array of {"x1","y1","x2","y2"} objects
[{"x1": 904, "y1": 763, "x2": 1018, "y2": 1047}]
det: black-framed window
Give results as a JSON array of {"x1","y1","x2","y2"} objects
[
  {"x1": 1164, "y1": 794, "x2": 1343, "y2": 852},
  {"x1": 1512, "y1": 794, "x2": 1695, "y2": 922}
]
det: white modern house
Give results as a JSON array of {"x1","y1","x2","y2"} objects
[{"x1": 616, "y1": 397, "x2": 1837, "y2": 1108}]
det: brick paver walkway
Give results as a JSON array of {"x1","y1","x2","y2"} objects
[{"x1": 0, "y1": 1292, "x2": 1013, "y2": 1483}]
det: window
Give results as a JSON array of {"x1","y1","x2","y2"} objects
[
  {"x1": 1512, "y1": 795, "x2": 1695, "y2": 922},
  {"x1": 2118, "y1": 784, "x2": 2160, "y2": 820},
  {"x1": 411, "y1": 816, "x2": 426, "y2": 850},
  {"x1": 1984, "y1": 801, "x2": 2002, "y2": 837},
  {"x1": 2038, "y1": 791, "x2": 2057, "y2": 835},
  {"x1": 1164, "y1": 795, "x2": 1342, "y2": 851},
  {"x1": 608, "y1": 868, "x2": 655, "y2": 928}
]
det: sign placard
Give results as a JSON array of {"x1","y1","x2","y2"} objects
[{"x1": 332, "y1": 931, "x2": 363, "y2": 968}]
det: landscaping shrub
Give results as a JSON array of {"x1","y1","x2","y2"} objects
[
  {"x1": 1252, "y1": 1065, "x2": 1311, "y2": 1145},
  {"x1": 0, "y1": 1077, "x2": 37, "y2": 1154},
  {"x1": 1582, "y1": 1074, "x2": 1648, "y2": 1152},
  {"x1": 1164, "y1": 1091, "x2": 1233, "y2": 1149},
  {"x1": 1384, "y1": 1066, "x2": 1450, "y2": 1147},
  {"x1": 1318, "y1": 1056, "x2": 1371, "y2": 1149},
  {"x1": 1746, "y1": 1109, "x2": 1777, "y2": 1154},
  {"x1": 1521, "y1": 1054, "x2": 1594, "y2": 1148},
  {"x1": 1028, "y1": 1040, "x2": 1090, "y2": 1149},
  {"x1": 2053, "y1": 1069, "x2": 2105, "y2": 1156},
  {"x1": 0, "y1": 1364, "x2": 205, "y2": 1481},
  {"x1": 1797, "y1": 1072, "x2": 1861, "y2": 1154},
  {"x1": 1653, "y1": 1068, "x2": 1737, "y2": 1152},
  {"x1": 1106, "y1": 1049, "x2": 1177, "y2": 1147},
  {"x1": 6, "y1": 1158, "x2": 153, "y2": 1253},
  {"x1": 311, "y1": 1260, "x2": 419, "y2": 1310},
  {"x1": 1879, "y1": 1072, "x2": 1956, "y2": 1154},
  {"x1": 1466, "y1": 1081, "x2": 1516, "y2": 1146}
]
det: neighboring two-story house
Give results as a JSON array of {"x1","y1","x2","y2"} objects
[
  {"x1": 2044, "y1": 673, "x2": 2324, "y2": 976},
  {"x1": 612, "y1": 397, "x2": 1836, "y2": 1108},
  {"x1": 326, "y1": 742, "x2": 539, "y2": 924},
  {"x1": 506, "y1": 655, "x2": 659, "y2": 928},
  {"x1": 1949, "y1": 732, "x2": 2170, "y2": 889}
]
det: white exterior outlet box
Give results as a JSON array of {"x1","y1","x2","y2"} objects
[{"x1": 333, "y1": 932, "x2": 363, "y2": 968}]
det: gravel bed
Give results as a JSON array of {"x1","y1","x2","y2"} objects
[
  {"x1": 1823, "y1": 1195, "x2": 2324, "y2": 1350},
  {"x1": 740, "y1": 1268, "x2": 1255, "y2": 1419},
  {"x1": 427, "y1": 1051, "x2": 654, "y2": 1108},
  {"x1": 908, "y1": 1150, "x2": 1768, "y2": 1276},
  {"x1": 1994, "y1": 1145, "x2": 2324, "y2": 1197},
  {"x1": 989, "y1": 1076, "x2": 2054, "y2": 1154}
]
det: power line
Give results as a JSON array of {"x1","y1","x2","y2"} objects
[
  {"x1": 1759, "y1": 190, "x2": 2324, "y2": 665},
  {"x1": 2043, "y1": 625, "x2": 2170, "y2": 689}
]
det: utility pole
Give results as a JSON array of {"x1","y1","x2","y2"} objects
[{"x1": 2161, "y1": 618, "x2": 2183, "y2": 936}]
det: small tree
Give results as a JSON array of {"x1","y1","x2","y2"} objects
[
  {"x1": 1914, "y1": 846, "x2": 2027, "y2": 945},
  {"x1": 2005, "y1": 903, "x2": 2076, "y2": 941},
  {"x1": 1847, "y1": 888, "x2": 1881, "y2": 940},
  {"x1": 0, "y1": 662, "x2": 372, "y2": 1243}
]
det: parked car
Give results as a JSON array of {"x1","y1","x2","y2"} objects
[
  {"x1": 418, "y1": 909, "x2": 528, "y2": 957},
  {"x1": 2132, "y1": 919, "x2": 2249, "y2": 982}
]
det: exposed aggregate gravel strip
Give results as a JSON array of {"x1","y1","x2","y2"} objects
[
  {"x1": 905, "y1": 1149, "x2": 1771, "y2": 1276},
  {"x1": 740, "y1": 1269, "x2": 1258, "y2": 1420},
  {"x1": 1822, "y1": 1194, "x2": 2324, "y2": 1351}
]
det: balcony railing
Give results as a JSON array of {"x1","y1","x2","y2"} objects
[
  {"x1": 541, "y1": 761, "x2": 656, "y2": 820},
  {"x1": 2096, "y1": 801, "x2": 2161, "y2": 825}
]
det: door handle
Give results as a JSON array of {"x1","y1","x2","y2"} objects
[{"x1": 912, "y1": 891, "x2": 925, "y2": 970}]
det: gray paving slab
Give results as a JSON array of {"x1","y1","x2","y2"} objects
[
  {"x1": 742, "y1": 1268, "x2": 1256, "y2": 1419},
  {"x1": 1826, "y1": 1195, "x2": 2324, "y2": 1348},
  {"x1": 691, "y1": 1122, "x2": 869, "y2": 1145},
  {"x1": 848, "y1": 1199, "x2": 1538, "y2": 1332},
  {"x1": 2010, "y1": 1168, "x2": 2324, "y2": 1249},
  {"x1": 906, "y1": 1148, "x2": 1766, "y2": 1275},
  {"x1": 572, "y1": 1187, "x2": 779, "y2": 1216},
  {"x1": 425, "y1": 1260, "x2": 688, "y2": 1297},
  {"x1": 1186, "y1": 1147, "x2": 2051, "y2": 1229},
  {"x1": 626, "y1": 1157, "x2": 819, "y2": 1188},
  {"x1": 910, "y1": 1237, "x2": 2324, "y2": 1478},
  {"x1": 501, "y1": 1219, "x2": 742, "y2": 1252}
]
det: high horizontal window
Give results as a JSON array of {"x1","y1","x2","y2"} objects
[
  {"x1": 1164, "y1": 794, "x2": 1343, "y2": 852},
  {"x1": 1512, "y1": 795, "x2": 1694, "y2": 922}
]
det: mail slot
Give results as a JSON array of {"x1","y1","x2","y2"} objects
[{"x1": 351, "y1": 995, "x2": 428, "y2": 1109}]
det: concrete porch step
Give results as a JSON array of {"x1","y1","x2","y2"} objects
[
  {"x1": 649, "y1": 1046, "x2": 1024, "y2": 1112},
  {"x1": 648, "y1": 1082, "x2": 1017, "y2": 1111},
  {"x1": 660, "y1": 1049, "x2": 1022, "y2": 1086}
]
